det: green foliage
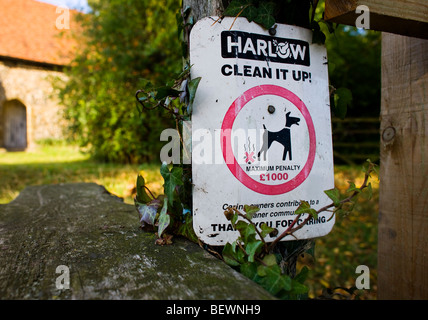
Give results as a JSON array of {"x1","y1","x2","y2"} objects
[
  {"x1": 219, "y1": 160, "x2": 377, "y2": 299},
  {"x1": 160, "y1": 164, "x2": 183, "y2": 205},
  {"x1": 135, "y1": 162, "x2": 198, "y2": 245},
  {"x1": 295, "y1": 201, "x2": 318, "y2": 220},
  {"x1": 56, "y1": 0, "x2": 182, "y2": 163},
  {"x1": 224, "y1": 0, "x2": 322, "y2": 29},
  {"x1": 136, "y1": 64, "x2": 201, "y2": 123},
  {"x1": 224, "y1": 0, "x2": 276, "y2": 29},
  {"x1": 324, "y1": 25, "x2": 381, "y2": 118},
  {"x1": 222, "y1": 206, "x2": 310, "y2": 299},
  {"x1": 324, "y1": 188, "x2": 341, "y2": 207},
  {"x1": 332, "y1": 87, "x2": 353, "y2": 120}
]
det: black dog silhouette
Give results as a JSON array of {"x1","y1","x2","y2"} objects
[{"x1": 258, "y1": 111, "x2": 300, "y2": 161}]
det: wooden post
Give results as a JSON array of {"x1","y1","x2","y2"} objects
[
  {"x1": 183, "y1": 0, "x2": 315, "y2": 277},
  {"x1": 182, "y1": 0, "x2": 224, "y2": 21},
  {"x1": 378, "y1": 33, "x2": 428, "y2": 299},
  {"x1": 325, "y1": 0, "x2": 428, "y2": 299}
]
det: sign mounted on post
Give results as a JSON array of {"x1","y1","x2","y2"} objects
[{"x1": 190, "y1": 17, "x2": 334, "y2": 245}]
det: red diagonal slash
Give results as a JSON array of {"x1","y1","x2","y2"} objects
[{"x1": 245, "y1": 151, "x2": 255, "y2": 163}]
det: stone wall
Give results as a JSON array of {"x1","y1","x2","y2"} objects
[{"x1": 0, "y1": 59, "x2": 67, "y2": 149}]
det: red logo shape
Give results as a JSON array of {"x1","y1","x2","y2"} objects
[
  {"x1": 244, "y1": 151, "x2": 255, "y2": 163},
  {"x1": 220, "y1": 85, "x2": 316, "y2": 195}
]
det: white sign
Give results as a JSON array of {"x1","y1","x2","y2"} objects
[{"x1": 190, "y1": 17, "x2": 334, "y2": 245}]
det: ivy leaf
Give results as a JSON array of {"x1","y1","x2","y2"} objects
[
  {"x1": 290, "y1": 280, "x2": 309, "y2": 295},
  {"x1": 243, "y1": 204, "x2": 259, "y2": 219},
  {"x1": 262, "y1": 254, "x2": 277, "y2": 267},
  {"x1": 136, "y1": 198, "x2": 160, "y2": 227},
  {"x1": 243, "y1": 5, "x2": 258, "y2": 22},
  {"x1": 311, "y1": 20, "x2": 326, "y2": 44},
  {"x1": 223, "y1": 0, "x2": 276, "y2": 30},
  {"x1": 176, "y1": 210, "x2": 199, "y2": 243},
  {"x1": 363, "y1": 159, "x2": 379, "y2": 176},
  {"x1": 154, "y1": 86, "x2": 181, "y2": 100},
  {"x1": 222, "y1": 242, "x2": 240, "y2": 267},
  {"x1": 253, "y1": 2, "x2": 276, "y2": 29},
  {"x1": 294, "y1": 266, "x2": 310, "y2": 284},
  {"x1": 257, "y1": 264, "x2": 292, "y2": 295},
  {"x1": 333, "y1": 87, "x2": 352, "y2": 120},
  {"x1": 260, "y1": 223, "x2": 276, "y2": 238},
  {"x1": 234, "y1": 220, "x2": 249, "y2": 235},
  {"x1": 160, "y1": 163, "x2": 183, "y2": 205},
  {"x1": 240, "y1": 262, "x2": 261, "y2": 282},
  {"x1": 223, "y1": 242, "x2": 246, "y2": 266},
  {"x1": 365, "y1": 182, "x2": 373, "y2": 200},
  {"x1": 245, "y1": 240, "x2": 263, "y2": 262},
  {"x1": 186, "y1": 77, "x2": 201, "y2": 115},
  {"x1": 346, "y1": 181, "x2": 361, "y2": 194},
  {"x1": 234, "y1": 221, "x2": 256, "y2": 243},
  {"x1": 231, "y1": 211, "x2": 239, "y2": 225},
  {"x1": 157, "y1": 197, "x2": 170, "y2": 237},
  {"x1": 135, "y1": 175, "x2": 152, "y2": 204},
  {"x1": 223, "y1": 0, "x2": 253, "y2": 16},
  {"x1": 324, "y1": 188, "x2": 341, "y2": 207},
  {"x1": 295, "y1": 200, "x2": 318, "y2": 220},
  {"x1": 320, "y1": 19, "x2": 336, "y2": 35}
]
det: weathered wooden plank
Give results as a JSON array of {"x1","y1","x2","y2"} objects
[
  {"x1": 0, "y1": 183, "x2": 275, "y2": 300},
  {"x1": 325, "y1": 0, "x2": 428, "y2": 39},
  {"x1": 378, "y1": 33, "x2": 428, "y2": 299}
]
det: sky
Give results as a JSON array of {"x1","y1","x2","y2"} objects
[{"x1": 36, "y1": 0, "x2": 91, "y2": 12}]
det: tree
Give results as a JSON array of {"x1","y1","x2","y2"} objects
[
  {"x1": 56, "y1": 0, "x2": 182, "y2": 163},
  {"x1": 326, "y1": 27, "x2": 381, "y2": 118}
]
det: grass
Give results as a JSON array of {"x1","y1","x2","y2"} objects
[
  {"x1": 0, "y1": 144, "x2": 378, "y2": 299},
  {"x1": 0, "y1": 144, "x2": 163, "y2": 205}
]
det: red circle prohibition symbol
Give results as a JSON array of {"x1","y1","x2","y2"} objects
[{"x1": 220, "y1": 84, "x2": 316, "y2": 195}]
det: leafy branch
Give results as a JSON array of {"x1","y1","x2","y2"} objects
[
  {"x1": 268, "y1": 160, "x2": 376, "y2": 250},
  {"x1": 220, "y1": 159, "x2": 377, "y2": 299},
  {"x1": 135, "y1": 65, "x2": 201, "y2": 122},
  {"x1": 133, "y1": 7, "x2": 201, "y2": 246}
]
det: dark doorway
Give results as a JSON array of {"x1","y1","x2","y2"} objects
[{"x1": 3, "y1": 100, "x2": 27, "y2": 150}]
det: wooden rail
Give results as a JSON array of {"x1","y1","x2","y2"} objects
[
  {"x1": 332, "y1": 117, "x2": 380, "y2": 165},
  {"x1": 325, "y1": 0, "x2": 428, "y2": 40}
]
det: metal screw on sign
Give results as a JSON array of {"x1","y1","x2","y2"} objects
[
  {"x1": 269, "y1": 25, "x2": 277, "y2": 36},
  {"x1": 267, "y1": 105, "x2": 276, "y2": 114}
]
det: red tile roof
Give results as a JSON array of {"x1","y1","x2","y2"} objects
[{"x1": 0, "y1": 0, "x2": 79, "y2": 66}]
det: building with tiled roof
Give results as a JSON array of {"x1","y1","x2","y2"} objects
[{"x1": 0, "y1": 0, "x2": 78, "y2": 150}]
